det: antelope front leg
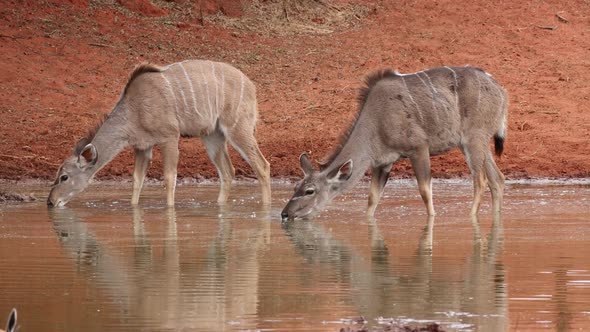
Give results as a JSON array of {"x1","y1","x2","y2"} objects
[
  {"x1": 131, "y1": 147, "x2": 153, "y2": 206},
  {"x1": 410, "y1": 147, "x2": 436, "y2": 216},
  {"x1": 367, "y1": 163, "x2": 393, "y2": 217},
  {"x1": 161, "y1": 140, "x2": 179, "y2": 207}
]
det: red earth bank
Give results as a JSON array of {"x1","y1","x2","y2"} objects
[{"x1": 1, "y1": 0, "x2": 589, "y2": 182}]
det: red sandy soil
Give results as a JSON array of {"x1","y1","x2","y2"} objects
[{"x1": 1, "y1": 0, "x2": 589, "y2": 182}]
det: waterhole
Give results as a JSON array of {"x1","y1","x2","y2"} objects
[{"x1": 0, "y1": 180, "x2": 589, "y2": 331}]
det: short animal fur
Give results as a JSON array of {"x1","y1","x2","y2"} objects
[
  {"x1": 281, "y1": 66, "x2": 507, "y2": 219},
  {"x1": 48, "y1": 60, "x2": 271, "y2": 207}
]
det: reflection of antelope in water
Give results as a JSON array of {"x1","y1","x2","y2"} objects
[
  {"x1": 282, "y1": 66, "x2": 508, "y2": 219},
  {"x1": 50, "y1": 208, "x2": 156, "y2": 314},
  {"x1": 49, "y1": 206, "x2": 270, "y2": 331},
  {"x1": 48, "y1": 60, "x2": 271, "y2": 208},
  {"x1": 280, "y1": 214, "x2": 506, "y2": 330},
  {"x1": 460, "y1": 214, "x2": 507, "y2": 331}
]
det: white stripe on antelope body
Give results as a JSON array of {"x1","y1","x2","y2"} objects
[
  {"x1": 48, "y1": 60, "x2": 271, "y2": 207},
  {"x1": 281, "y1": 66, "x2": 508, "y2": 220}
]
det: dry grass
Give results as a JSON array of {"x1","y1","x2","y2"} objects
[
  {"x1": 88, "y1": 0, "x2": 373, "y2": 36},
  {"x1": 209, "y1": 0, "x2": 373, "y2": 35}
]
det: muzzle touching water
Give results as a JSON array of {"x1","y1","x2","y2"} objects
[
  {"x1": 47, "y1": 188, "x2": 69, "y2": 208},
  {"x1": 280, "y1": 203, "x2": 317, "y2": 221},
  {"x1": 47, "y1": 197, "x2": 66, "y2": 208},
  {"x1": 281, "y1": 202, "x2": 298, "y2": 220}
]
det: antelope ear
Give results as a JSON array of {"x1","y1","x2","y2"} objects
[
  {"x1": 77, "y1": 143, "x2": 98, "y2": 168},
  {"x1": 7, "y1": 308, "x2": 17, "y2": 332},
  {"x1": 299, "y1": 153, "x2": 314, "y2": 176},
  {"x1": 328, "y1": 159, "x2": 353, "y2": 182},
  {"x1": 73, "y1": 138, "x2": 90, "y2": 156}
]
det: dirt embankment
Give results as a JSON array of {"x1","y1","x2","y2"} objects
[{"x1": 1, "y1": 0, "x2": 589, "y2": 182}]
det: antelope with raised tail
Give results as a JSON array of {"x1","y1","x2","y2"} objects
[
  {"x1": 281, "y1": 66, "x2": 508, "y2": 219},
  {"x1": 48, "y1": 60, "x2": 271, "y2": 207}
]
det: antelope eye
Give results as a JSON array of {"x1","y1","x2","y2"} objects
[
  {"x1": 60, "y1": 174, "x2": 69, "y2": 182},
  {"x1": 304, "y1": 188, "x2": 315, "y2": 196}
]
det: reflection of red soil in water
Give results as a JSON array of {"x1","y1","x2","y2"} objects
[{"x1": 1, "y1": 0, "x2": 589, "y2": 181}]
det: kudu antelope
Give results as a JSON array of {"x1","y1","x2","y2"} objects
[
  {"x1": 281, "y1": 66, "x2": 507, "y2": 219},
  {"x1": 48, "y1": 60, "x2": 271, "y2": 207}
]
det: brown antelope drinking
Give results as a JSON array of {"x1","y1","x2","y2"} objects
[
  {"x1": 281, "y1": 66, "x2": 507, "y2": 220},
  {"x1": 48, "y1": 60, "x2": 271, "y2": 207}
]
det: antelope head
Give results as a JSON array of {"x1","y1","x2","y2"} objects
[
  {"x1": 48, "y1": 139, "x2": 98, "y2": 208},
  {"x1": 281, "y1": 153, "x2": 353, "y2": 220}
]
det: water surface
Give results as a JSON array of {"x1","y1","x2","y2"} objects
[{"x1": 0, "y1": 180, "x2": 589, "y2": 331}]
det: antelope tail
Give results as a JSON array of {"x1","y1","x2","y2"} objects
[
  {"x1": 493, "y1": 133, "x2": 504, "y2": 157},
  {"x1": 493, "y1": 115, "x2": 507, "y2": 157}
]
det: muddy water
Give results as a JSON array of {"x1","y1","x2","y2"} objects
[{"x1": 0, "y1": 180, "x2": 589, "y2": 331}]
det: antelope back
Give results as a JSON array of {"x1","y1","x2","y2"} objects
[{"x1": 123, "y1": 60, "x2": 257, "y2": 141}]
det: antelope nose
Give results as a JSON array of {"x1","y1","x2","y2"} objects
[
  {"x1": 47, "y1": 198, "x2": 54, "y2": 208},
  {"x1": 281, "y1": 210, "x2": 289, "y2": 220}
]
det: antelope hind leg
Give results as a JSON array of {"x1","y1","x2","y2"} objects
[
  {"x1": 410, "y1": 147, "x2": 436, "y2": 216},
  {"x1": 227, "y1": 128, "x2": 271, "y2": 204},
  {"x1": 484, "y1": 151, "x2": 505, "y2": 213},
  {"x1": 463, "y1": 143, "x2": 488, "y2": 215},
  {"x1": 204, "y1": 131, "x2": 235, "y2": 204}
]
